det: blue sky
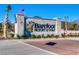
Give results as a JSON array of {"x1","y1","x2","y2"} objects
[{"x1": 0, "y1": 4, "x2": 79, "y2": 23}]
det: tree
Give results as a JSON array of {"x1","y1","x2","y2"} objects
[
  {"x1": 68, "y1": 22, "x2": 78, "y2": 30},
  {"x1": 7, "y1": 22, "x2": 14, "y2": 32},
  {"x1": 3, "y1": 4, "x2": 11, "y2": 38},
  {"x1": 0, "y1": 23, "x2": 3, "y2": 35},
  {"x1": 6, "y1": 4, "x2": 11, "y2": 12},
  {"x1": 73, "y1": 23, "x2": 77, "y2": 30}
]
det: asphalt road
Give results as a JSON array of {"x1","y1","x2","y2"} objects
[
  {"x1": 0, "y1": 40, "x2": 54, "y2": 55},
  {"x1": 26, "y1": 39, "x2": 79, "y2": 55}
]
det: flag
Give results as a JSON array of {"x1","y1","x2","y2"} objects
[{"x1": 19, "y1": 9, "x2": 24, "y2": 13}]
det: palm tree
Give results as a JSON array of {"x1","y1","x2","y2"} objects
[
  {"x1": 64, "y1": 16, "x2": 68, "y2": 36},
  {"x1": 0, "y1": 23, "x2": 3, "y2": 35},
  {"x1": 3, "y1": 4, "x2": 11, "y2": 38},
  {"x1": 73, "y1": 23, "x2": 77, "y2": 30}
]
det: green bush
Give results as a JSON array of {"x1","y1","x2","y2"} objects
[
  {"x1": 17, "y1": 35, "x2": 21, "y2": 39},
  {"x1": 30, "y1": 34, "x2": 60, "y2": 38},
  {"x1": 36, "y1": 35, "x2": 41, "y2": 38},
  {"x1": 42, "y1": 34, "x2": 45, "y2": 38},
  {"x1": 61, "y1": 34, "x2": 65, "y2": 37},
  {"x1": 30, "y1": 35, "x2": 37, "y2": 38},
  {"x1": 50, "y1": 34, "x2": 55, "y2": 38},
  {"x1": 17, "y1": 35, "x2": 29, "y2": 39},
  {"x1": 65, "y1": 34, "x2": 79, "y2": 37},
  {"x1": 46, "y1": 34, "x2": 55, "y2": 38},
  {"x1": 46, "y1": 34, "x2": 51, "y2": 38},
  {"x1": 30, "y1": 35, "x2": 41, "y2": 38},
  {"x1": 54, "y1": 35, "x2": 59, "y2": 38},
  {"x1": 41, "y1": 34, "x2": 48, "y2": 38}
]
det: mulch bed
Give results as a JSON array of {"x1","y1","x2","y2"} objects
[{"x1": 0, "y1": 37, "x2": 16, "y2": 40}]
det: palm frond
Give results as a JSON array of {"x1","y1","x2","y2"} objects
[{"x1": 6, "y1": 4, "x2": 11, "y2": 12}]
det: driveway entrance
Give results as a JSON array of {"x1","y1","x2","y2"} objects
[{"x1": 0, "y1": 40, "x2": 53, "y2": 55}]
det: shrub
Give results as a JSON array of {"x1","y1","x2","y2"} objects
[
  {"x1": 30, "y1": 35, "x2": 37, "y2": 38},
  {"x1": 61, "y1": 34, "x2": 65, "y2": 37},
  {"x1": 42, "y1": 34, "x2": 45, "y2": 38},
  {"x1": 65, "y1": 33, "x2": 79, "y2": 37},
  {"x1": 55, "y1": 35, "x2": 59, "y2": 38},
  {"x1": 17, "y1": 35, "x2": 21, "y2": 39},
  {"x1": 46, "y1": 34, "x2": 51, "y2": 38},
  {"x1": 36, "y1": 35, "x2": 41, "y2": 38},
  {"x1": 17, "y1": 35, "x2": 29, "y2": 39},
  {"x1": 50, "y1": 34, "x2": 55, "y2": 38}
]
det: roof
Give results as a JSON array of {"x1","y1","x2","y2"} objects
[
  {"x1": 16, "y1": 13, "x2": 24, "y2": 16},
  {"x1": 26, "y1": 16, "x2": 60, "y2": 21}
]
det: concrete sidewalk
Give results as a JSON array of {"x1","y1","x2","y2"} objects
[{"x1": 0, "y1": 40, "x2": 54, "y2": 55}]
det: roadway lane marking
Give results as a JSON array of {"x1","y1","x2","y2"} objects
[{"x1": 18, "y1": 41, "x2": 59, "y2": 55}]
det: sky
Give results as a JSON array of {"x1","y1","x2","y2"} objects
[{"x1": 0, "y1": 4, "x2": 79, "y2": 23}]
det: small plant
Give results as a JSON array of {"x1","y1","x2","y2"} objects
[
  {"x1": 17, "y1": 35, "x2": 29, "y2": 39},
  {"x1": 30, "y1": 35, "x2": 37, "y2": 38},
  {"x1": 36, "y1": 35, "x2": 41, "y2": 38},
  {"x1": 17, "y1": 35, "x2": 21, "y2": 39},
  {"x1": 65, "y1": 33, "x2": 79, "y2": 37},
  {"x1": 22, "y1": 35, "x2": 29, "y2": 39},
  {"x1": 42, "y1": 34, "x2": 46, "y2": 38},
  {"x1": 61, "y1": 34, "x2": 65, "y2": 37},
  {"x1": 51, "y1": 34, "x2": 54, "y2": 37},
  {"x1": 55, "y1": 35, "x2": 59, "y2": 38},
  {"x1": 46, "y1": 34, "x2": 51, "y2": 38}
]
